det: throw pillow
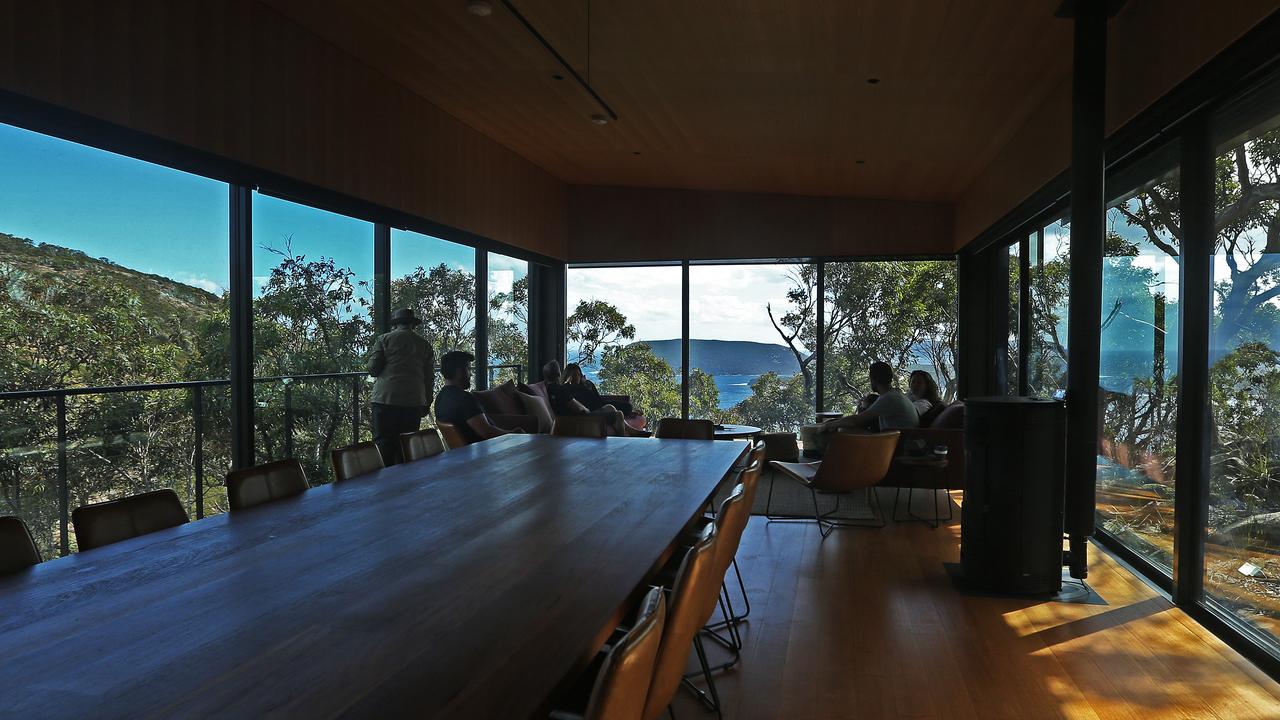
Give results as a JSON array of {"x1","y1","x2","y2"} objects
[
  {"x1": 516, "y1": 389, "x2": 554, "y2": 434},
  {"x1": 474, "y1": 380, "x2": 521, "y2": 416}
]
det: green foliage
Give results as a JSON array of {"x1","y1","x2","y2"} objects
[
  {"x1": 723, "y1": 372, "x2": 812, "y2": 432},
  {"x1": 488, "y1": 275, "x2": 529, "y2": 383},
  {"x1": 567, "y1": 300, "x2": 634, "y2": 366},
  {"x1": 598, "y1": 342, "x2": 680, "y2": 421},
  {"x1": 391, "y1": 262, "x2": 475, "y2": 354}
]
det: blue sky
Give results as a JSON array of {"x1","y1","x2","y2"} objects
[{"x1": 0, "y1": 122, "x2": 517, "y2": 300}]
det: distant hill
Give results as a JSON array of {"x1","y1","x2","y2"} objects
[
  {"x1": 0, "y1": 232, "x2": 221, "y2": 321},
  {"x1": 638, "y1": 338, "x2": 801, "y2": 376}
]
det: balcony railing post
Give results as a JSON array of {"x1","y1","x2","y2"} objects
[
  {"x1": 351, "y1": 376, "x2": 360, "y2": 442},
  {"x1": 284, "y1": 382, "x2": 294, "y2": 459},
  {"x1": 55, "y1": 394, "x2": 69, "y2": 556},
  {"x1": 193, "y1": 385, "x2": 205, "y2": 520}
]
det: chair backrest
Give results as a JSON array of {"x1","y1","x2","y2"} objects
[
  {"x1": 813, "y1": 431, "x2": 900, "y2": 492},
  {"x1": 400, "y1": 428, "x2": 446, "y2": 461},
  {"x1": 714, "y1": 459, "x2": 763, "y2": 576},
  {"x1": 331, "y1": 441, "x2": 385, "y2": 481},
  {"x1": 653, "y1": 418, "x2": 715, "y2": 440},
  {"x1": 225, "y1": 458, "x2": 309, "y2": 511},
  {"x1": 642, "y1": 524, "x2": 721, "y2": 720},
  {"x1": 551, "y1": 414, "x2": 609, "y2": 438},
  {"x1": 72, "y1": 489, "x2": 189, "y2": 552},
  {"x1": 437, "y1": 422, "x2": 472, "y2": 449},
  {"x1": 0, "y1": 516, "x2": 41, "y2": 575},
  {"x1": 582, "y1": 586, "x2": 667, "y2": 720}
]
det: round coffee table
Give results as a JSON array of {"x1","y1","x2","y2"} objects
[{"x1": 714, "y1": 423, "x2": 761, "y2": 440}]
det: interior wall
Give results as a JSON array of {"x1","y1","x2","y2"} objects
[
  {"x1": 0, "y1": 0, "x2": 568, "y2": 260},
  {"x1": 953, "y1": 0, "x2": 1278, "y2": 249},
  {"x1": 568, "y1": 185, "x2": 954, "y2": 262}
]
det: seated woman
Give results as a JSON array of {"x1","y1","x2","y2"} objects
[
  {"x1": 562, "y1": 362, "x2": 634, "y2": 415},
  {"x1": 908, "y1": 370, "x2": 945, "y2": 425},
  {"x1": 542, "y1": 361, "x2": 644, "y2": 437}
]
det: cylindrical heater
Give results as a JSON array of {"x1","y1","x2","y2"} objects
[{"x1": 961, "y1": 397, "x2": 1066, "y2": 595}]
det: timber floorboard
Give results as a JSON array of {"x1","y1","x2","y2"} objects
[{"x1": 670, "y1": 488, "x2": 1280, "y2": 720}]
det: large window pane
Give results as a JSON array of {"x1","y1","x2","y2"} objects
[
  {"x1": 688, "y1": 264, "x2": 815, "y2": 431},
  {"x1": 822, "y1": 260, "x2": 958, "y2": 414},
  {"x1": 1007, "y1": 240, "x2": 1022, "y2": 394},
  {"x1": 1206, "y1": 117, "x2": 1280, "y2": 648},
  {"x1": 1095, "y1": 168, "x2": 1181, "y2": 573},
  {"x1": 391, "y1": 229, "x2": 476, "y2": 359},
  {"x1": 1028, "y1": 219, "x2": 1071, "y2": 398},
  {"x1": 0, "y1": 123, "x2": 229, "y2": 555},
  {"x1": 488, "y1": 252, "x2": 529, "y2": 385},
  {"x1": 566, "y1": 266, "x2": 683, "y2": 422},
  {"x1": 252, "y1": 194, "x2": 373, "y2": 484}
]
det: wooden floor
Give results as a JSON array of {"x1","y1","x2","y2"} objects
[{"x1": 671, "y1": 488, "x2": 1280, "y2": 720}]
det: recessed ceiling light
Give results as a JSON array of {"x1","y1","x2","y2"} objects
[
  {"x1": 855, "y1": 159, "x2": 866, "y2": 164},
  {"x1": 466, "y1": 1, "x2": 493, "y2": 17},
  {"x1": 591, "y1": 114, "x2": 610, "y2": 125},
  {"x1": 632, "y1": 151, "x2": 642, "y2": 156},
  {"x1": 866, "y1": 77, "x2": 880, "y2": 85}
]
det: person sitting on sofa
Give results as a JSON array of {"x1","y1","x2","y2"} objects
[
  {"x1": 562, "y1": 362, "x2": 634, "y2": 415},
  {"x1": 820, "y1": 361, "x2": 919, "y2": 433},
  {"x1": 542, "y1": 360, "x2": 644, "y2": 437},
  {"x1": 434, "y1": 350, "x2": 521, "y2": 444},
  {"x1": 908, "y1": 369, "x2": 946, "y2": 425}
]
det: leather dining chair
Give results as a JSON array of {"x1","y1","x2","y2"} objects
[
  {"x1": 551, "y1": 586, "x2": 667, "y2": 720},
  {"x1": 331, "y1": 441, "x2": 385, "y2": 481},
  {"x1": 551, "y1": 414, "x2": 609, "y2": 439},
  {"x1": 0, "y1": 516, "x2": 41, "y2": 575},
  {"x1": 643, "y1": 524, "x2": 725, "y2": 720},
  {"x1": 436, "y1": 422, "x2": 472, "y2": 449},
  {"x1": 72, "y1": 489, "x2": 189, "y2": 552},
  {"x1": 225, "y1": 458, "x2": 310, "y2": 511},
  {"x1": 400, "y1": 428, "x2": 446, "y2": 462},
  {"x1": 653, "y1": 418, "x2": 715, "y2": 440},
  {"x1": 766, "y1": 430, "x2": 900, "y2": 536}
]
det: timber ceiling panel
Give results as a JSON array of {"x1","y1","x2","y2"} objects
[{"x1": 260, "y1": 0, "x2": 1072, "y2": 202}]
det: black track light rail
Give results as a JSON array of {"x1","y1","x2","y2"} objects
[{"x1": 499, "y1": 0, "x2": 619, "y2": 121}]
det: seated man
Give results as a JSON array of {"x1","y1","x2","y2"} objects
[
  {"x1": 434, "y1": 351, "x2": 521, "y2": 444},
  {"x1": 821, "y1": 361, "x2": 919, "y2": 434},
  {"x1": 542, "y1": 360, "x2": 642, "y2": 437}
]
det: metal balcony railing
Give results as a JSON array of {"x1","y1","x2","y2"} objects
[{"x1": 0, "y1": 364, "x2": 524, "y2": 556}]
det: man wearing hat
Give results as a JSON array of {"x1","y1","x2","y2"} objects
[{"x1": 367, "y1": 307, "x2": 435, "y2": 465}]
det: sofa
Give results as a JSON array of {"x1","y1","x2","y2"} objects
[
  {"x1": 878, "y1": 401, "x2": 966, "y2": 492},
  {"x1": 471, "y1": 380, "x2": 645, "y2": 434}
]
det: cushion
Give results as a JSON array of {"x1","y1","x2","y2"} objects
[
  {"x1": 474, "y1": 380, "x2": 521, "y2": 416},
  {"x1": 518, "y1": 381, "x2": 550, "y2": 404},
  {"x1": 932, "y1": 401, "x2": 965, "y2": 430},
  {"x1": 516, "y1": 389, "x2": 555, "y2": 434}
]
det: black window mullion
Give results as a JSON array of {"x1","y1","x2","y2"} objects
[
  {"x1": 475, "y1": 249, "x2": 489, "y2": 390},
  {"x1": 229, "y1": 184, "x2": 254, "y2": 470},
  {"x1": 815, "y1": 261, "x2": 825, "y2": 414},
  {"x1": 374, "y1": 224, "x2": 391, "y2": 336},
  {"x1": 1018, "y1": 231, "x2": 1032, "y2": 396},
  {"x1": 680, "y1": 261, "x2": 690, "y2": 419}
]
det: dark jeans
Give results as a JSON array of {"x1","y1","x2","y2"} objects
[{"x1": 371, "y1": 403, "x2": 424, "y2": 466}]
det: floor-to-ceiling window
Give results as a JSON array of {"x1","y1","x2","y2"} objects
[
  {"x1": 1206, "y1": 109, "x2": 1280, "y2": 649},
  {"x1": 687, "y1": 263, "x2": 815, "y2": 430},
  {"x1": 0, "y1": 123, "x2": 229, "y2": 555},
  {"x1": 1027, "y1": 218, "x2": 1071, "y2": 398},
  {"x1": 391, "y1": 229, "x2": 477, "y2": 358},
  {"x1": 252, "y1": 194, "x2": 373, "y2": 485},
  {"x1": 565, "y1": 266, "x2": 683, "y2": 422},
  {"x1": 488, "y1": 252, "x2": 529, "y2": 385},
  {"x1": 1095, "y1": 161, "x2": 1181, "y2": 573},
  {"x1": 1007, "y1": 240, "x2": 1023, "y2": 394},
  {"x1": 822, "y1": 260, "x2": 958, "y2": 414}
]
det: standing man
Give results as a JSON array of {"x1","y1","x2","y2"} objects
[{"x1": 367, "y1": 307, "x2": 435, "y2": 465}]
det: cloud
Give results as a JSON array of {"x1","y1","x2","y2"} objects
[{"x1": 179, "y1": 276, "x2": 225, "y2": 295}]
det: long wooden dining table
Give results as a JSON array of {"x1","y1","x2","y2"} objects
[{"x1": 0, "y1": 434, "x2": 748, "y2": 719}]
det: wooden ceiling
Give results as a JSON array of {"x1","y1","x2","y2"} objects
[{"x1": 261, "y1": 0, "x2": 1073, "y2": 203}]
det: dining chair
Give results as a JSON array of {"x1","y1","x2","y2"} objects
[
  {"x1": 400, "y1": 428, "x2": 446, "y2": 461},
  {"x1": 643, "y1": 524, "x2": 725, "y2": 720},
  {"x1": 331, "y1": 441, "x2": 385, "y2": 481},
  {"x1": 551, "y1": 586, "x2": 667, "y2": 720},
  {"x1": 653, "y1": 418, "x2": 715, "y2": 440},
  {"x1": 225, "y1": 458, "x2": 310, "y2": 511},
  {"x1": 709, "y1": 457, "x2": 764, "y2": 644},
  {"x1": 72, "y1": 489, "x2": 189, "y2": 551},
  {"x1": 0, "y1": 516, "x2": 41, "y2": 575},
  {"x1": 436, "y1": 422, "x2": 472, "y2": 449},
  {"x1": 551, "y1": 414, "x2": 609, "y2": 439},
  {"x1": 766, "y1": 430, "x2": 900, "y2": 536}
]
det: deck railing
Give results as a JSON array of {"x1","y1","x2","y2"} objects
[{"x1": 0, "y1": 364, "x2": 524, "y2": 556}]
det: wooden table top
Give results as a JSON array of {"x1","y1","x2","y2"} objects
[{"x1": 0, "y1": 435, "x2": 747, "y2": 719}]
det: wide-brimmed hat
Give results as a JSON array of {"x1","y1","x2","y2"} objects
[{"x1": 390, "y1": 308, "x2": 422, "y2": 326}]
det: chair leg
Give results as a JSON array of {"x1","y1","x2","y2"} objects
[
  {"x1": 764, "y1": 472, "x2": 777, "y2": 516},
  {"x1": 680, "y1": 634, "x2": 724, "y2": 717}
]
